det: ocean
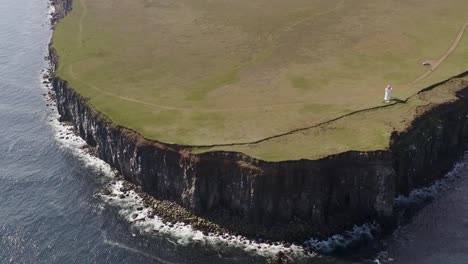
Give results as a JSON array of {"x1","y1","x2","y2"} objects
[{"x1": 1, "y1": 0, "x2": 468, "y2": 263}]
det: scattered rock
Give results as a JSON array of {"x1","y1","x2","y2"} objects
[{"x1": 270, "y1": 251, "x2": 289, "y2": 264}]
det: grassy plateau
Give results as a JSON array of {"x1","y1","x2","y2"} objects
[{"x1": 53, "y1": 0, "x2": 468, "y2": 161}]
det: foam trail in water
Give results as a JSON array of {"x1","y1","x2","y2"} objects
[
  {"x1": 102, "y1": 233, "x2": 179, "y2": 264},
  {"x1": 100, "y1": 180, "x2": 310, "y2": 258}
]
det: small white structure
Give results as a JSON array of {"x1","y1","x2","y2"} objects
[{"x1": 384, "y1": 85, "x2": 392, "y2": 102}]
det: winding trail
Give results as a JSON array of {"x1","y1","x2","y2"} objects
[
  {"x1": 67, "y1": 1, "x2": 468, "y2": 146},
  {"x1": 68, "y1": 65, "x2": 181, "y2": 111},
  {"x1": 190, "y1": 20, "x2": 468, "y2": 147},
  {"x1": 72, "y1": 1, "x2": 468, "y2": 113},
  {"x1": 68, "y1": 64, "x2": 309, "y2": 112},
  {"x1": 77, "y1": 0, "x2": 86, "y2": 47},
  {"x1": 67, "y1": 0, "x2": 347, "y2": 113},
  {"x1": 410, "y1": 21, "x2": 468, "y2": 84}
]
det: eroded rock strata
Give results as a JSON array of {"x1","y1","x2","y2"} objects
[{"x1": 49, "y1": 0, "x2": 468, "y2": 241}]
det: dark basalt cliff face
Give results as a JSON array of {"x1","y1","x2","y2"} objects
[
  {"x1": 391, "y1": 89, "x2": 468, "y2": 195},
  {"x1": 49, "y1": 0, "x2": 468, "y2": 241}
]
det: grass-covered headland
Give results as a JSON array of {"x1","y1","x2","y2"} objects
[{"x1": 53, "y1": 0, "x2": 468, "y2": 161}]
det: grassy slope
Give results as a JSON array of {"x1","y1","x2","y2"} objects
[
  {"x1": 196, "y1": 75, "x2": 468, "y2": 161},
  {"x1": 53, "y1": 0, "x2": 468, "y2": 160}
]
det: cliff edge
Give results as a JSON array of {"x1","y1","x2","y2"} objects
[{"x1": 49, "y1": 0, "x2": 468, "y2": 241}]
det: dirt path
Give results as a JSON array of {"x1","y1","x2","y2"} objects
[
  {"x1": 72, "y1": 1, "x2": 468, "y2": 114},
  {"x1": 68, "y1": 3, "x2": 468, "y2": 146},
  {"x1": 69, "y1": 63, "x2": 311, "y2": 113},
  {"x1": 68, "y1": 65, "x2": 183, "y2": 111},
  {"x1": 69, "y1": 0, "x2": 343, "y2": 113},
  {"x1": 202, "y1": 20, "x2": 468, "y2": 147},
  {"x1": 410, "y1": 21, "x2": 468, "y2": 85}
]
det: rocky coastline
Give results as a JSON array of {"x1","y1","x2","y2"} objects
[
  {"x1": 48, "y1": 0, "x2": 468, "y2": 243},
  {"x1": 50, "y1": 0, "x2": 72, "y2": 25}
]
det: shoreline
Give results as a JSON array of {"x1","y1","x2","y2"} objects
[
  {"x1": 47, "y1": 0, "x2": 468, "y2": 247},
  {"x1": 42, "y1": 85, "x2": 312, "y2": 259}
]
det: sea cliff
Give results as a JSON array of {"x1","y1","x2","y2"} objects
[{"x1": 49, "y1": 0, "x2": 468, "y2": 241}]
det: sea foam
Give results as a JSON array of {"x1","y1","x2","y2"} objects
[
  {"x1": 394, "y1": 154, "x2": 468, "y2": 208},
  {"x1": 43, "y1": 72, "x2": 468, "y2": 259},
  {"x1": 41, "y1": 77, "x2": 313, "y2": 259},
  {"x1": 41, "y1": 74, "x2": 402, "y2": 259}
]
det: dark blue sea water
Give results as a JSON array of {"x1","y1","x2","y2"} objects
[{"x1": 1, "y1": 0, "x2": 468, "y2": 263}]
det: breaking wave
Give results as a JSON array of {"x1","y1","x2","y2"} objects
[{"x1": 43, "y1": 73, "x2": 468, "y2": 259}]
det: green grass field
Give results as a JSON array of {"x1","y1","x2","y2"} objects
[{"x1": 53, "y1": 0, "x2": 468, "y2": 160}]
